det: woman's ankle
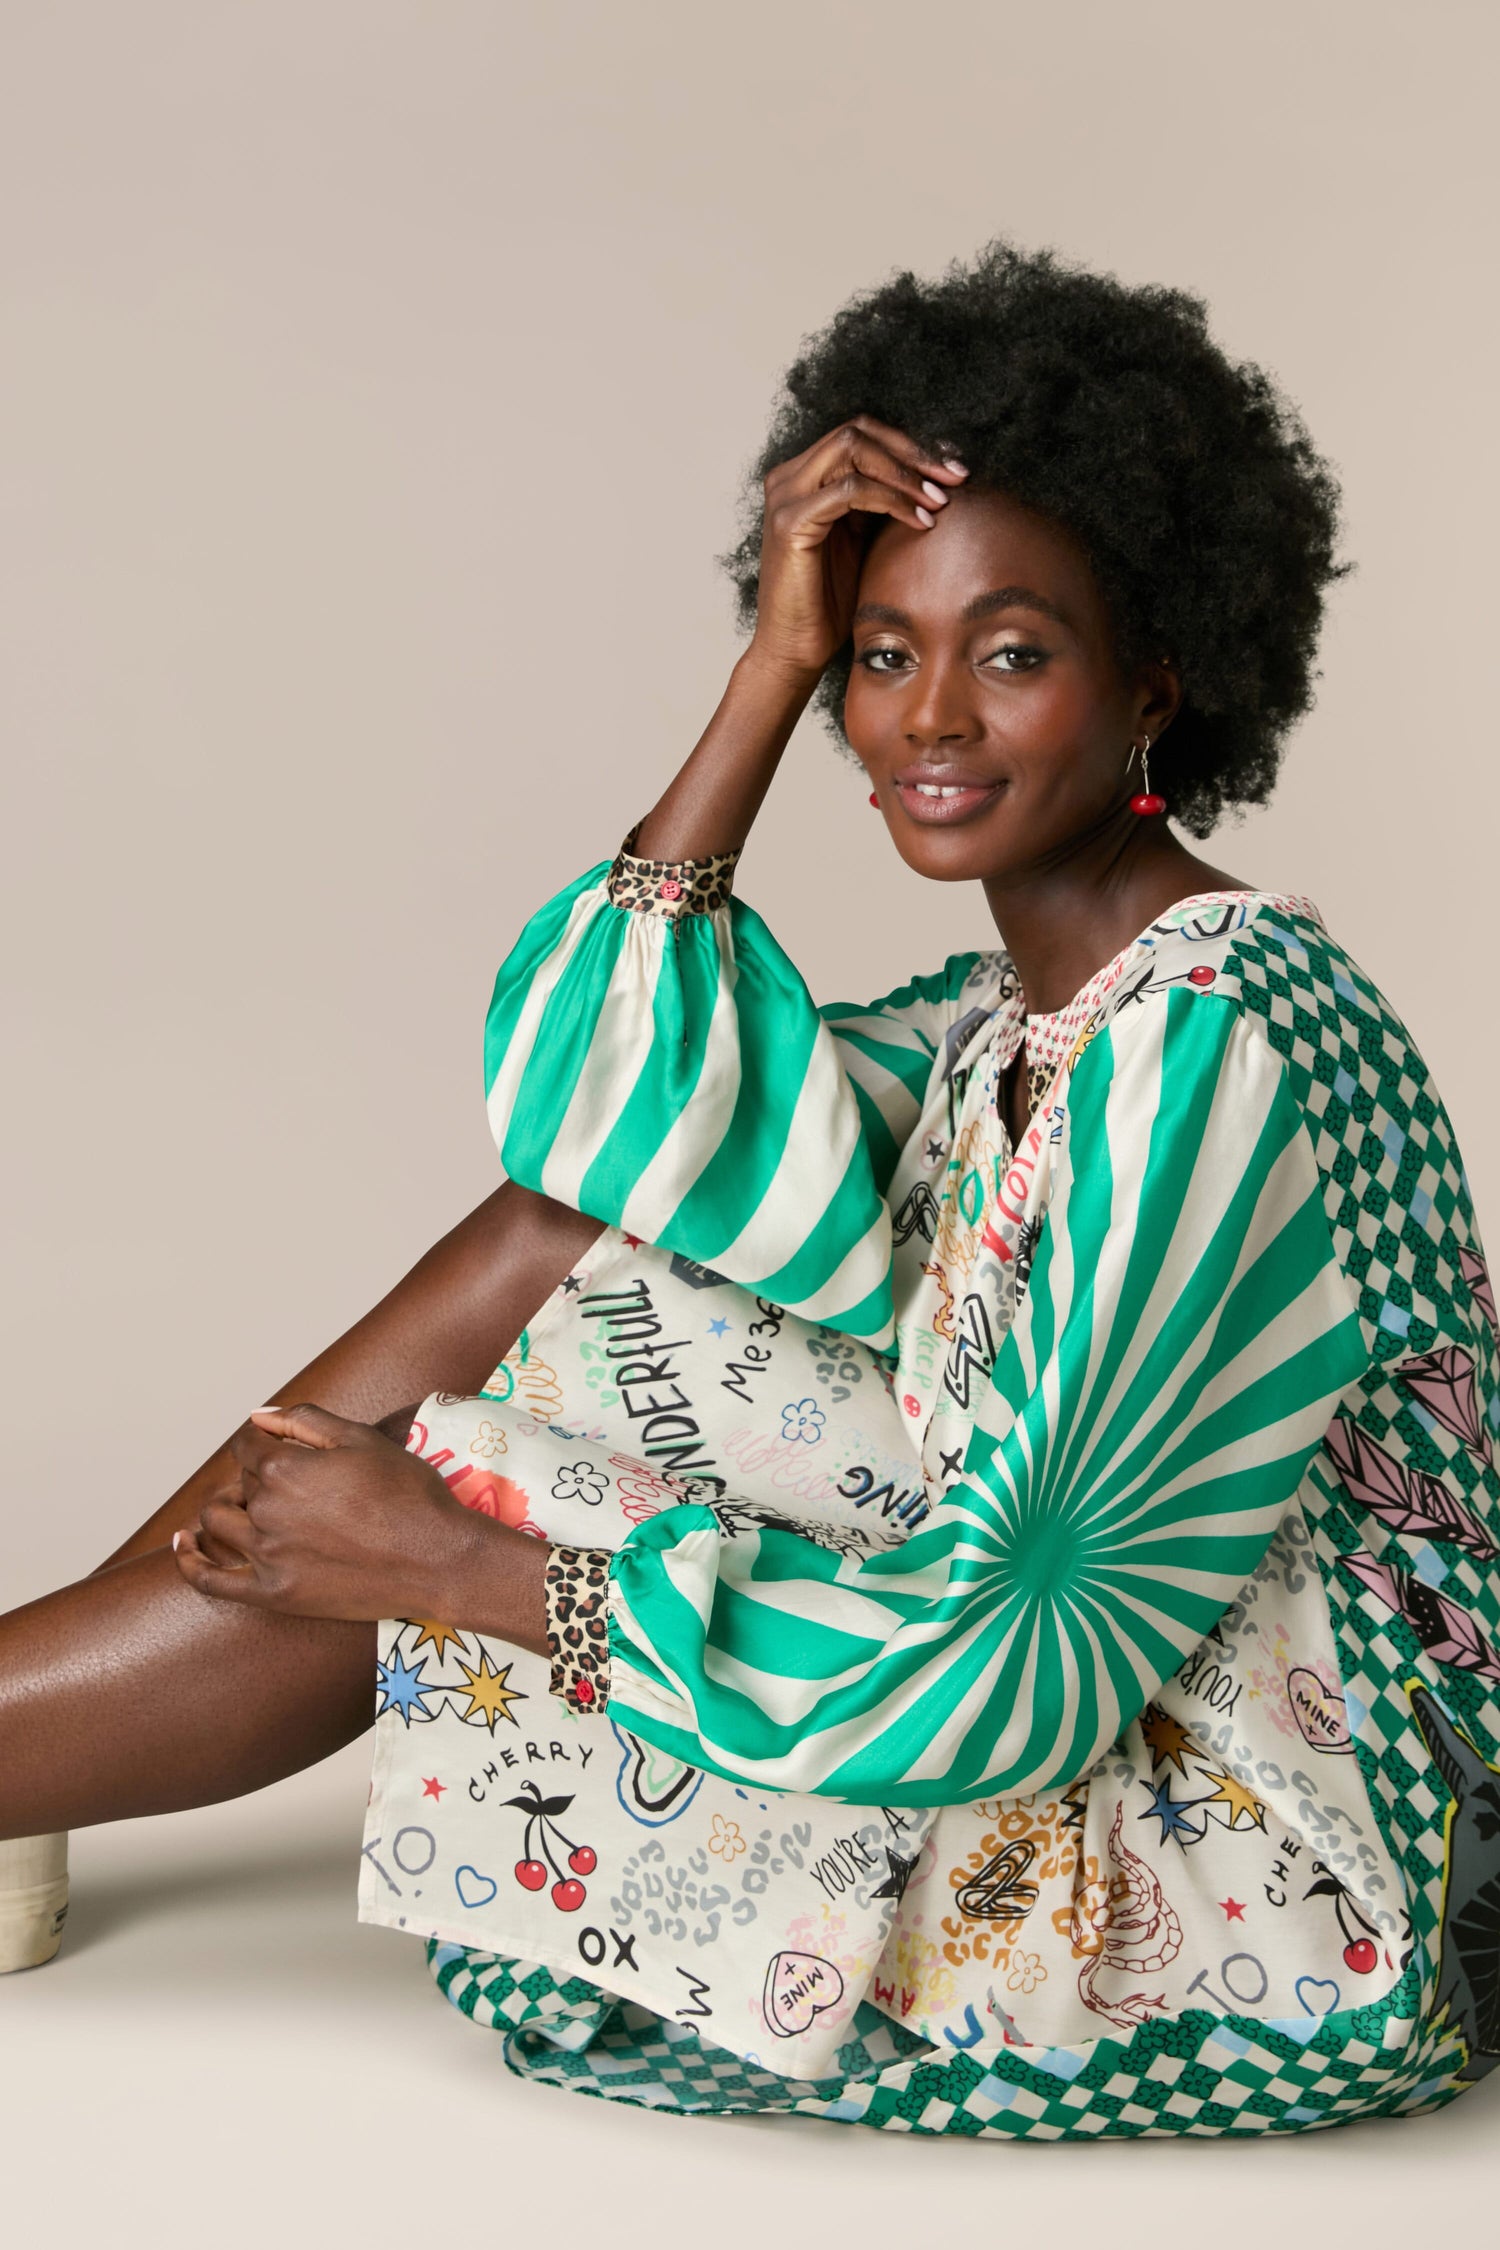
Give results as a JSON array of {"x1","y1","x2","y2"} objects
[{"x1": 0, "y1": 1833, "x2": 69, "y2": 1971}]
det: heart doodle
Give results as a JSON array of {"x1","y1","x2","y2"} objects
[
  {"x1": 1294, "y1": 1974, "x2": 1341, "y2": 2018},
  {"x1": 612, "y1": 1725, "x2": 705, "y2": 1826},
  {"x1": 1286, "y1": 1667, "x2": 1353, "y2": 1754},
  {"x1": 455, "y1": 1863, "x2": 499, "y2": 1909},
  {"x1": 762, "y1": 1949, "x2": 846, "y2": 2039}
]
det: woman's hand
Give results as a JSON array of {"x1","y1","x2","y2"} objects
[
  {"x1": 750, "y1": 418, "x2": 968, "y2": 678},
  {"x1": 171, "y1": 1402, "x2": 546, "y2": 1647},
  {"x1": 630, "y1": 419, "x2": 968, "y2": 864}
]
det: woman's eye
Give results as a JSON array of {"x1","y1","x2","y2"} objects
[
  {"x1": 857, "y1": 646, "x2": 911, "y2": 673},
  {"x1": 982, "y1": 643, "x2": 1045, "y2": 672}
]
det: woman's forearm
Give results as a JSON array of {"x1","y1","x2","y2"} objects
[{"x1": 630, "y1": 647, "x2": 820, "y2": 861}]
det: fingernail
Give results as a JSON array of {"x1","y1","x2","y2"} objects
[
  {"x1": 915, "y1": 505, "x2": 935, "y2": 528},
  {"x1": 920, "y1": 480, "x2": 947, "y2": 506},
  {"x1": 944, "y1": 457, "x2": 970, "y2": 477},
  {"x1": 172, "y1": 1531, "x2": 182, "y2": 1551}
]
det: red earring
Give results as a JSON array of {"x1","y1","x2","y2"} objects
[
  {"x1": 1128, "y1": 734, "x2": 1165, "y2": 816},
  {"x1": 869, "y1": 792, "x2": 880, "y2": 807}
]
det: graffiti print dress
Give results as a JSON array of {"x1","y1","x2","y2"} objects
[{"x1": 359, "y1": 832, "x2": 1500, "y2": 2135}]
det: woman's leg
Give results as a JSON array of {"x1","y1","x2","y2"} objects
[{"x1": 0, "y1": 1182, "x2": 603, "y2": 1845}]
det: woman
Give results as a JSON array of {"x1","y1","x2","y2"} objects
[{"x1": 4, "y1": 244, "x2": 1497, "y2": 2137}]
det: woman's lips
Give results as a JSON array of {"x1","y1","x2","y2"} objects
[{"x1": 893, "y1": 777, "x2": 1005, "y2": 824}]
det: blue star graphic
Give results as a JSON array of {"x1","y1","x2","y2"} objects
[
  {"x1": 1138, "y1": 1778, "x2": 1210, "y2": 1848},
  {"x1": 376, "y1": 1645, "x2": 435, "y2": 1725},
  {"x1": 707, "y1": 1317, "x2": 730, "y2": 1337}
]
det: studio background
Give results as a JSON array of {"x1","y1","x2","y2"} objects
[{"x1": 3, "y1": 4, "x2": 1496, "y2": 2242}]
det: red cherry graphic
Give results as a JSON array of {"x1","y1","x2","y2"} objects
[
  {"x1": 1343, "y1": 1938, "x2": 1377, "y2": 1974},
  {"x1": 514, "y1": 1858, "x2": 548, "y2": 1891},
  {"x1": 552, "y1": 1878, "x2": 587, "y2": 1912},
  {"x1": 1188, "y1": 965, "x2": 1216, "y2": 986},
  {"x1": 568, "y1": 1845, "x2": 597, "y2": 1876}
]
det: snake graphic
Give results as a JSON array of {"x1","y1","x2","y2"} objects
[{"x1": 1072, "y1": 1802, "x2": 1184, "y2": 2029}]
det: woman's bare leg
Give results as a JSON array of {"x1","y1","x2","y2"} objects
[{"x1": 0, "y1": 1183, "x2": 602, "y2": 1843}]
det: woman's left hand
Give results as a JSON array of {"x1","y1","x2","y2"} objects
[{"x1": 171, "y1": 1402, "x2": 512, "y2": 1626}]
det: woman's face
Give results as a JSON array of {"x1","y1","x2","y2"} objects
[{"x1": 844, "y1": 488, "x2": 1178, "y2": 887}]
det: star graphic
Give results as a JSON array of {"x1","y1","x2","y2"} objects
[
  {"x1": 707, "y1": 1317, "x2": 730, "y2": 1338},
  {"x1": 938, "y1": 1447, "x2": 964, "y2": 1480},
  {"x1": 871, "y1": 1849, "x2": 919, "y2": 1905},
  {"x1": 1201, "y1": 1772, "x2": 1267, "y2": 1832},
  {"x1": 1138, "y1": 1705, "x2": 1200, "y2": 1777},
  {"x1": 421, "y1": 1776, "x2": 447, "y2": 1801},
  {"x1": 621, "y1": 1232, "x2": 642, "y2": 1249},
  {"x1": 375, "y1": 1646, "x2": 435, "y2": 1725},
  {"x1": 406, "y1": 1617, "x2": 467, "y2": 1663},
  {"x1": 1219, "y1": 1897, "x2": 1246, "y2": 1921},
  {"x1": 924, "y1": 1137, "x2": 946, "y2": 1165},
  {"x1": 455, "y1": 1650, "x2": 527, "y2": 1730},
  {"x1": 1137, "y1": 1777, "x2": 1211, "y2": 1848},
  {"x1": 562, "y1": 1274, "x2": 584, "y2": 1294}
]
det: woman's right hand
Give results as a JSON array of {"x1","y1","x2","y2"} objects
[{"x1": 749, "y1": 417, "x2": 968, "y2": 678}]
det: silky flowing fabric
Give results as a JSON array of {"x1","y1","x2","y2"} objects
[{"x1": 359, "y1": 861, "x2": 1500, "y2": 2133}]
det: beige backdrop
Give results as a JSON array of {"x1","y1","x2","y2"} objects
[{"x1": 3, "y1": 3, "x2": 1497, "y2": 2239}]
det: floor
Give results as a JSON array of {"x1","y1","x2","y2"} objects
[{"x1": 4, "y1": 1742, "x2": 1496, "y2": 2249}]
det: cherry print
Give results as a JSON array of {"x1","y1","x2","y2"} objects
[
  {"x1": 501, "y1": 1778, "x2": 600, "y2": 1914},
  {"x1": 1343, "y1": 1938, "x2": 1377, "y2": 1974}
]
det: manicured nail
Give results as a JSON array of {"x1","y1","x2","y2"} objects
[
  {"x1": 942, "y1": 457, "x2": 969, "y2": 477},
  {"x1": 915, "y1": 504, "x2": 935, "y2": 528},
  {"x1": 172, "y1": 1531, "x2": 182, "y2": 1551},
  {"x1": 920, "y1": 479, "x2": 947, "y2": 505}
]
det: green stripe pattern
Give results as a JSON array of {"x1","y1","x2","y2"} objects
[
  {"x1": 483, "y1": 877, "x2": 978, "y2": 1345},
  {"x1": 605, "y1": 989, "x2": 1368, "y2": 1805}
]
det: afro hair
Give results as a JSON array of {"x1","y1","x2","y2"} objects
[{"x1": 723, "y1": 242, "x2": 1349, "y2": 837}]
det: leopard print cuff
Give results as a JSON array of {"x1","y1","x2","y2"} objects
[
  {"x1": 543, "y1": 1545, "x2": 613, "y2": 1713},
  {"x1": 606, "y1": 824, "x2": 742, "y2": 920}
]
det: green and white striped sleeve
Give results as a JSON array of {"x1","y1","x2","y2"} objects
[
  {"x1": 482, "y1": 833, "x2": 980, "y2": 1348},
  {"x1": 593, "y1": 986, "x2": 1369, "y2": 1805}
]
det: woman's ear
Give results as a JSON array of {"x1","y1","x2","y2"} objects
[{"x1": 1137, "y1": 656, "x2": 1183, "y2": 741}]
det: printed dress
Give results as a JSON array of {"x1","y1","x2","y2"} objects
[{"x1": 359, "y1": 832, "x2": 1500, "y2": 2137}]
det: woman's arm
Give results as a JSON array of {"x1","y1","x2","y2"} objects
[
  {"x1": 631, "y1": 417, "x2": 965, "y2": 861},
  {"x1": 172, "y1": 994, "x2": 1368, "y2": 1810}
]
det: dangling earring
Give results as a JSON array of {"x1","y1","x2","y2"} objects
[
  {"x1": 1128, "y1": 734, "x2": 1165, "y2": 817},
  {"x1": 869, "y1": 792, "x2": 880, "y2": 807}
]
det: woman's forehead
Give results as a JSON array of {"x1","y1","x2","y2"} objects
[{"x1": 856, "y1": 489, "x2": 1101, "y2": 629}]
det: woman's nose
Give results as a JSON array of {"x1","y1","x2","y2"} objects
[{"x1": 901, "y1": 662, "x2": 979, "y2": 749}]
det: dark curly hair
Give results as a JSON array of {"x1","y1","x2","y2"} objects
[{"x1": 723, "y1": 242, "x2": 1349, "y2": 837}]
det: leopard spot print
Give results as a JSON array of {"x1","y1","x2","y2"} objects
[
  {"x1": 543, "y1": 1545, "x2": 613, "y2": 1712},
  {"x1": 606, "y1": 823, "x2": 742, "y2": 920}
]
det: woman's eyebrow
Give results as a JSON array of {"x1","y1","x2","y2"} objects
[
  {"x1": 961, "y1": 585, "x2": 1070, "y2": 627},
  {"x1": 851, "y1": 587, "x2": 1071, "y2": 631}
]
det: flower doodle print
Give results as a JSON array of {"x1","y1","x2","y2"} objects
[
  {"x1": 709, "y1": 1814, "x2": 747, "y2": 1862},
  {"x1": 469, "y1": 1420, "x2": 508, "y2": 1461},
  {"x1": 550, "y1": 1460, "x2": 607, "y2": 1506},
  {"x1": 780, "y1": 1398, "x2": 826, "y2": 1446}
]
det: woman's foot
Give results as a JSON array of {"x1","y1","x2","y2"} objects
[{"x1": 0, "y1": 1834, "x2": 68, "y2": 1972}]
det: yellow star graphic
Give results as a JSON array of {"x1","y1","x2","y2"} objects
[
  {"x1": 406, "y1": 1618, "x2": 467, "y2": 1663},
  {"x1": 1138, "y1": 1705, "x2": 1198, "y2": 1776},
  {"x1": 456, "y1": 1650, "x2": 527, "y2": 1730},
  {"x1": 1202, "y1": 1771, "x2": 1267, "y2": 1831}
]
